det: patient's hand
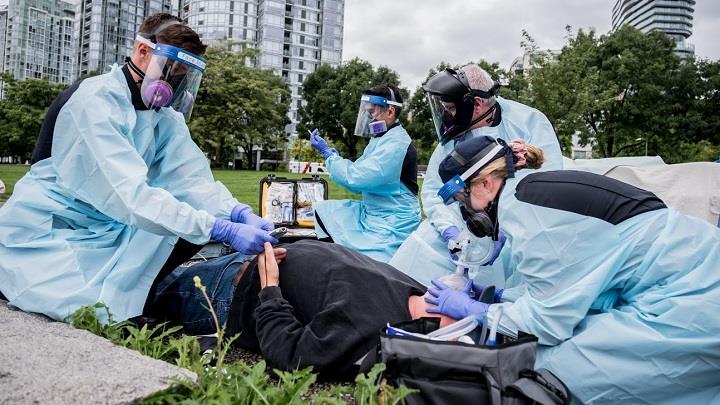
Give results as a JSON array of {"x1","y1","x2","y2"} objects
[{"x1": 258, "y1": 242, "x2": 282, "y2": 288}]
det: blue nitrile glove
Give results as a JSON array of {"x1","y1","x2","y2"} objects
[
  {"x1": 231, "y1": 204, "x2": 274, "y2": 232},
  {"x1": 309, "y1": 129, "x2": 337, "y2": 159},
  {"x1": 471, "y1": 282, "x2": 504, "y2": 304},
  {"x1": 483, "y1": 232, "x2": 507, "y2": 266},
  {"x1": 211, "y1": 218, "x2": 278, "y2": 255},
  {"x1": 442, "y1": 226, "x2": 461, "y2": 260},
  {"x1": 425, "y1": 279, "x2": 490, "y2": 320}
]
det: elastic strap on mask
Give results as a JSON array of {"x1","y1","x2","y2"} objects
[
  {"x1": 466, "y1": 102, "x2": 497, "y2": 128},
  {"x1": 125, "y1": 56, "x2": 145, "y2": 85},
  {"x1": 456, "y1": 143, "x2": 504, "y2": 182}
]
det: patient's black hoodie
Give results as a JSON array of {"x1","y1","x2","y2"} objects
[{"x1": 226, "y1": 239, "x2": 425, "y2": 380}]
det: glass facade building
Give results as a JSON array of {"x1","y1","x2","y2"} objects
[
  {"x1": 0, "y1": 0, "x2": 76, "y2": 84},
  {"x1": 181, "y1": 0, "x2": 344, "y2": 135},
  {"x1": 611, "y1": 0, "x2": 695, "y2": 58},
  {"x1": 76, "y1": 0, "x2": 177, "y2": 76}
]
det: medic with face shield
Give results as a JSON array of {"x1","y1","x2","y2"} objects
[
  {"x1": 428, "y1": 135, "x2": 720, "y2": 404},
  {"x1": 0, "y1": 14, "x2": 277, "y2": 323},
  {"x1": 389, "y1": 64, "x2": 563, "y2": 292},
  {"x1": 309, "y1": 85, "x2": 421, "y2": 262}
]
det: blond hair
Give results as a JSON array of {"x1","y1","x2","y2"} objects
[{"x1": 469, "y1": 144, "x2": 544, "y2": 185}]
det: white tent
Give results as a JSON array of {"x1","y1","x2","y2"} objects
[{"x1": 605, "y1": 162, "x2": 720, "y2": 227}]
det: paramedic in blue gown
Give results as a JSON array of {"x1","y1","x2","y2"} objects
[
  {"x1": 390, "y1": 64, "x2": 563, "y2": 290},
  {"x1": 0, "y1": 14, "x2": 277, "y2": 322},
  {"x1": 425, "y1": 135, "x2": 720, "y2": 404},
  {"x1": 309, "y1": 84, "x2": 421, "y2": 262}
]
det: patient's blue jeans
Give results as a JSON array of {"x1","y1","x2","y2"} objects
[{"x1": 152, "y1": 252, "x2": 248, "y2": 335}]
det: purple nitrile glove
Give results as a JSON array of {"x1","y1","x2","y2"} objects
[
  {"x1": 482, "y1": 232, "x2": 507, "y2": 266},
  {"x1": 470, "y1": 282, "x2": 504, "y2": 304},
  {"x1": 425, "y1": 279, "x2": 490, "y2": 320},
  {"x1": 441, "y1": 225, "x2": 461, "y2": 242},
  {"x1": 231, "y1": 204, "x2": 274, "y2": 232},
  {"x1": 210, "y1": 218, "x2": 278, "y2": 255},
  {"x1": 309, "y1": 129, "x2": 337, "y2": 160}
]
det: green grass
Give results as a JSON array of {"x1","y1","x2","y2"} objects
[
  {"x1": 0, "y1": 165, "x2": 360, "y2": 209},
  {"x1": 0, "y1": 165, "x2": 31, "y2": 204},
  {"x1": 69, "y1": 302, "x2": 415, "y2": 404}
]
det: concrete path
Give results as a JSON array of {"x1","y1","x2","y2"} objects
[{"x1": 0, "y1": 301, "x2": 195, "y2": 405}]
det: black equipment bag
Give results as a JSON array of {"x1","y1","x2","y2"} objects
[{"x1": 360, "y1": 317, "x2": 570, "y2": 405}]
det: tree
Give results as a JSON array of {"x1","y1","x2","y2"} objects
[
  {"x1": 298, "y1": 58, "x2": 404, "y2": 160},
  {"x1": 522, "y1": 25, "x2": 719, "y2": 161},
  {"x1": 188, "y1": 45, "x2": 290, "y2": 169},
  {"x1": 0, "y1": 74, "x2": 65, "y2": 161},
  {"x1": 404, "y1": 63, "x2": 451, "y2": 165}
]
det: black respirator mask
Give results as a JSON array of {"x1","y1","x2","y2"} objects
[
  {"x1": 424, "y1": 68, "x2": 501, "y2": 145},
  {"x1": 459, "y1": 185, "x2": 502, "y2": 240}
]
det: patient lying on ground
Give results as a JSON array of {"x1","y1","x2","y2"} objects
[{"x1": 152, "y1": 239, "x2": 454, "y2": 380}]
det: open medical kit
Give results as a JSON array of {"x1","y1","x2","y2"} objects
[
  {"x1": 258, "y1": 173, "x2": 328, "y2": 241},
  {"x1": 192, "y1": 173, "x2": 328, "y2": 260}
]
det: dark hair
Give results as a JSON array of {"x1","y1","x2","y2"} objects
[
  {"x1": 139, "y1": 13, "x2": 207, "y2": 56},
  {"x1": 364, "y1": 84, "x2": 403, "y2": 117}
]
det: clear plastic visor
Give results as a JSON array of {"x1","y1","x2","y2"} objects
[
  {"x1": 140, "y1": 44, "x2": 205, "y2": 120},
  {"x1": 353, "y1": 95, "x2": 400, "y2": 137},
  {"x1": 426, "y1": 93, "x2": 458, "y2": 142}
]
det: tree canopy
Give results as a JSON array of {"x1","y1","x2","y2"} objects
[
  {"x1": 0, "y1": 74, "x2": 65, "y2": 162},
  {"x1": 298, "y1": 58, "x2": 405, "y2": 160},
  {"x1": 508, "y1": 26, "x2": 720, "y2": 162},
  {"x1": 189, "y1": 46, "x2": 290, "y2": 168}
]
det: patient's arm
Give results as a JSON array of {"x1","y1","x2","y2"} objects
[{"x1": 254, "y1": 244, "x2": 363, "y2": 375}]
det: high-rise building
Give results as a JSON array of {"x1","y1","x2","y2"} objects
[
  {"x1": 0, "y1": 0, "x2": 76, "y2": 84},
  {"x1": 181, "y1": 0, "x2": 344, "y2": 135},
  {"x1": 76, "y1": 0, "x2": 177, "y2": 77},
  {"x1": 611, "y1": 0, "x2": 695, "y2": 58}
]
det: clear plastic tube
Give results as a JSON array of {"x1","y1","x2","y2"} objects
[{"x1": 427, "y1": 315, "x2": 478, "y2": 340}]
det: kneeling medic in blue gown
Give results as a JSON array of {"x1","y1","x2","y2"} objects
[
  {"x1": 309, "y1": 84, "x2": 421, "y2": 262},
  {"x1": 426, "y1": 135, "x2": 720, "y2": 404},
  {"x1": 0, "y1": 14, "x2": 277, "y2": 322},
  {"x1": 389, "y1": 63, "x2": 563, "y2": 289}
]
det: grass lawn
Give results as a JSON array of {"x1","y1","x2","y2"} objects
[
  {"x1": 0, "y1": 164, "x2": 361, "y2": 209},
  {"x1": 0, "y1": 165, "x2": 31, "y2": 204}
]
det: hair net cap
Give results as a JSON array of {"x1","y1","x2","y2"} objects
[{"x1": 438, "y1": 136, "x2": 513, "y2": 184}]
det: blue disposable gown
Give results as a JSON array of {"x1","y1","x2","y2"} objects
[
  {"x1": 314, "y1": 124, "x2": 421, "y2": 262},
  {"x1": 486, "y1": 196, "x2": 720, "y2": 403},
  {"x1": 389, "y1": 97, "x2": 563, "y2": 288},
  {"x1": 0, "y1": 66, "x2": 239, "y2": 322}
]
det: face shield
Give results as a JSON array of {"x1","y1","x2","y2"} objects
[
  {"x1": 423, "y1": 68, "x2": 500, "y2": 145},
  {"x1": 137, "y1": 38, "x2": 206, "y2": 120},
  {"x1": 353, "y1": 94, "x2": 403, "y2": 137}
]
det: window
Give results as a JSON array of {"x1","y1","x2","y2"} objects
[
  {"x1": 299, "y1": 48, "x2": 304, "y2": 57},
  {"x1": 301, "y1": 10, "x2": 306, "y2": 19},
  {"x1": 300, "y1": 22, "x2": 305, "y2": 31},
  {"x1": 298, "y1": 60, "x2": 304, "y2": 70}
]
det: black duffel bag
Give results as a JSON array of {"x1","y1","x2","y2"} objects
[{"x1": 360, "y1": 317, "x2": 570, "y2": 405}]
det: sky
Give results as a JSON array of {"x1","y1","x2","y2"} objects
[{"x1": 343, "y1": 0, "x2": 720, "y2": 92}]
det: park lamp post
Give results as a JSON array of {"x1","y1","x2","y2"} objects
[{"x1": 635, "y1": 137, "x2": 648, "y2": 156}]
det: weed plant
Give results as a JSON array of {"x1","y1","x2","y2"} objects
[{"x1": 68, "y1": 295, "x2": 414, "y2": 404}]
